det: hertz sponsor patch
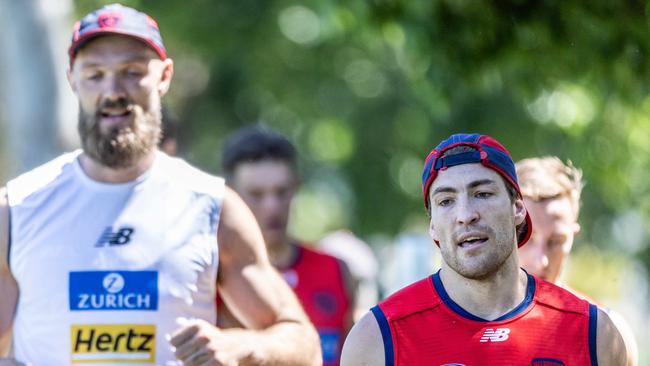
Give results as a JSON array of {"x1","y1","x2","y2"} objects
[
  {"x1": 71, "y1": 324, "x2": 155, "y2": 363},
  {"x1": 69, "y1": 271, "x2": 158, "y2": 311}
]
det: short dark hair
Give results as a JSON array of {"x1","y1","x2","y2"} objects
[{"x1": 222, "y1": 125, "x2": 297, "y2": 180}]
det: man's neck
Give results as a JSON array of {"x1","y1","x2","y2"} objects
[
  {"x1": 267, "y1": 239, "x2": 298, "y2": 269},
  {"x1": 79, "y1": 150, "x2": 157, "y2": 183},
  {"x1": 440, "y1": 254, "x2": 528, "y2": 321}
]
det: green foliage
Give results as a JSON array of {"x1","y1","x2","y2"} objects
[{"x1": 72, "y1": 1, "x2": 650, "y2": 263}]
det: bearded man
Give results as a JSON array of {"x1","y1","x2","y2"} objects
[{"x1": 0, "y1": 4, "x2": 320, "y2": 366}]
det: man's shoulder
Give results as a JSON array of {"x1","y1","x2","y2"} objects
[
  {"x1": 534, "y1": 276, "x2": 592, "y2": 315},
  {"x1": 295, "y1": 243, "x2": 340, "y2": 264},
  {"x1": 290, "y1": 244, "x2": 345, "y2": 281},
  {"x1": 6, "y1": 151, "x2": 81, "y2": 205},
  {"x1": 340, "y1": 311, "x2": 385, "y2": 366},
  {"x1": 562, "y1": 284, "x2": 600, "y2": 305},
  {"x1": 10, "y1": 151, "x2": 80, "y2": 182},
  {"x1": 378, "y1": 275, "x2": 442, "y2": 321},
  {"x1": 156, "y1": 153, "x2": 225, "y2": 198}
]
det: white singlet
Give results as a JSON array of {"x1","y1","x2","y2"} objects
[{"x1": 6, "y1": 150, "x2": 223, "y2": 365}]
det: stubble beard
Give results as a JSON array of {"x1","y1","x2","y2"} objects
[
  {"x1": 78, "y1": 99, "x2": 161, "y2": 169},
  {"x1": 442, "y1": 226, "x2": 517, "y2": 280}
]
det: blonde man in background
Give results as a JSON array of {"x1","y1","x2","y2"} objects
[{"x1": 517, "y1": 156, "x2": 638, "y2": 366}]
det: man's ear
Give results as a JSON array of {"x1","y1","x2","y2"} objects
[
  {"x1": 572, "y1": 222, "x2": 581, "y2": 235},
  {"x1": 67, "y1": 67, "x2": 77, "y2": 94},
  {"x1": 429, "y1": 216, "x2": 439, "y2": 244},
  {"x1": 514, "y1": 198, "x2": 527, "y2": 226},
  {"x1": 157, "y1": 58, "x2": 174, "y2": 96}
]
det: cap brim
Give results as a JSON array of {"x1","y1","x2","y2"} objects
[{"x1": 68, "y1": 28, "x2": 166, "y2": 66}]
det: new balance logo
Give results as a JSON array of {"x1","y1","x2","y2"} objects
[
  {"x1": 479, "y1": 328, "x2": 510, "y2": 342},
  {"x1": 95, "y1": 227, "x2": 135, "y2": 247},
  {"x1": 531, "y1": 358, "x2": 565, "y2": 365}
]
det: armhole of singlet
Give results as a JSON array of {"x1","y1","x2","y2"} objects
[
  {"x1": 588, "y1": 303, "x2": 598, "y2": 366},
  {"x1": 370, "y1": 305, "x2": 394, "y2": 366}
]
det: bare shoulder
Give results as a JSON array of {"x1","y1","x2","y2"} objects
[
  {"x1": 597, "y1": 307, "x2": 627, "y2": 366},
  {"x1": 217, "y1": 186, "x2": 268, "y2": 264},
  {"x1": 341, "y1": 311, "x2": 385, "y2": 366},
  {"x1": 0, "y1": 187, "x2": 8, "y2": 273},
  {"x1": 605, "y1": 309, "x2": 638, "y2": 366},
  {"x1": 215, "y1": 186, "x2": 304, "y2": 327}
]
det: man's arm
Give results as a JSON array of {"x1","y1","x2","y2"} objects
[
  {"x1": 172, "y1": 187, "x2": 320, "y2": 365},
  {"x1": 0, "y1": 188, "x2": 19, "y2": 357},
  {"x1": 606, "y1": 309, "x2": 638, "y2": 366},
  {"x1": 340, "y1": 311, "x2": 384, "y2": 366},
  {"x1": 597, "y1": 307, "x2": 627, "y2": 366}
]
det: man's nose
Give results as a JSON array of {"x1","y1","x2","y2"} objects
[
  {"x1": 261, "y1": 195, "x2": 284, "y2": 213},
  {"x1": 456, "y1": 197, "x2": 479, "y2": 225},
  {"x1": 102, "y1": 74, "x2": 126, "y2": 100}
]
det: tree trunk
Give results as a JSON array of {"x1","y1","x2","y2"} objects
[{"x1": 0, "y1": 0, "x2": 76, "y2": 178}]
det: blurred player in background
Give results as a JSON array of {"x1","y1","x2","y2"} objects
[
  {"x1": 517, "y1": 156, "x2": 638, "y2": 366},
  {"x1": 318, "y1": 229, "x2": 379, "y2": 321},
  {"x1": 222, "y1": 125, "x2": 355, "y2": 365}
]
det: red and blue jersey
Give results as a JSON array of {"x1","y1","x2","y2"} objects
[
  {"x1": 372, "y1": 270, "x2": 597, "y2": 366},
  {"x1": 281, "y1": 244, "x2": 351, "y2": 366}
]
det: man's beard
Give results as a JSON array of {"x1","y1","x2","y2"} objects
[{"x1": 78, "y1": 99, "x2": 161, "y2": 169}]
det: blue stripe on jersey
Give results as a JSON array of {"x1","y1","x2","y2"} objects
[
  {"x1": 432, "y1": 271, "x2": 484, "y2": 321},
  {"x1": 589, "y1": 303, "x2": 598, "y2": 366},
  {"x1": 432, "y1": 270, "x2": 536, "y2": 322},
  {"x1": 371, "y1": 305, "x2": 394, "y2": 366},
  {"x1": 495, "y1": 274, "x2": 536, "y2": 321}
]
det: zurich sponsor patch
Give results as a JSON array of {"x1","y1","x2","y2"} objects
[{"x1": 69, "y1": 271, "x2": 158, "y2": 311}]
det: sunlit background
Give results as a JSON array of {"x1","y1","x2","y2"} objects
[{"x1": 1, "y1": 1, "x2": 649, "y2": 363}]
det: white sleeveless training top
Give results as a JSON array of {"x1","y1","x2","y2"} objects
[{"x1": 7, "y1": 150, "x2": 223, "y2": 366}]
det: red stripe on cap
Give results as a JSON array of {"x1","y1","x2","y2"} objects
[
  {"x1": 477, "y1": 135, "x2": 510, "y2": 155},
  {"x1": 68, "y1": 28, "x2": 167, "y2": 68}
]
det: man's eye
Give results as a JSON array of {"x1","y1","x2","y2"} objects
[
  {"x1": 437, "y1": 199, "x2": 452, "y2": 207},
  {"x1": 125, "y1": 69, "x2": 144, "y2": 78},
  {"x1": 249, "y1": 192, "x2": 264, "y2": 201},
  {"x1": 476, "y1": 192, "x2": 493, "y2": 198},
  {"x1": 86, "y1": 72, "x2": 102, "y2": 80}
]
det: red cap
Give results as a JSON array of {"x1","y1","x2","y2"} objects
[{"x1": 68, "y1": 3, "x2": 167, "y2": 68}]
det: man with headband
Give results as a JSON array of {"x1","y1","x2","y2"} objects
[
  {"x1": 341, "y1": 133, "x2": 626, "y2": 365},
  {"x1": 0, "y1": 4, "x2": 320, "y2": 365}
]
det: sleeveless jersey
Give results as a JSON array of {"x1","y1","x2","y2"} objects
[
  {"x1": 372, "y1": 270, "x2": 597, "y2": 366},
  {"x1": 281, "y1": 244, "x2": 351, "y2": 366},
  {"x1": 7, "y1": 150, "x2": 224, "y2": 366},
  {"x1": 563, "y1": 284, "x2": 599, "y2": 305}
]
